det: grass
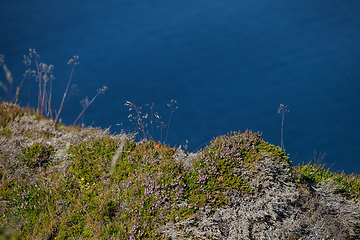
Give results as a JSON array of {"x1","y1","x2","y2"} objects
[
  {"x1": 123, "y1": 99, "x2": 177, "y2": 144},
  {"x1": 296, "y1": 161, "x2": 360, "y2": 200},
  {"x1": 2, "y1": 99, "x2": 358, "y2": 239},
  {"x1": 278, "y1": 103, "x2": 289, "y2": 150},
  {"x1": 0, "y1": 100, "x2": 45, "y2": 128},
  {"x1": 0, "y1": 101, "x2": 295, "y2": 239},
  {"x1": 1, "y1": 52, "x2": 360, "y2": 239},
  {"x1": 0, "y1": 49, "x2": 106, "y2": 125},
  {"x1": 1, "y1": 101, "x2": 360, "y2": 239},
  {"x1": 0, "y1": 101, "x2": 360, "y2": 239}
]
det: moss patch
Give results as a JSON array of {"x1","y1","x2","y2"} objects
[{"x1": 0, "y1": 102, "x2": 359, "y2": 239}]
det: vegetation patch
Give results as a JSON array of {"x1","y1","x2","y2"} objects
[
  {"x1": 0, "y1": 126, "x2": 290, "y2": 239},
  {"x1": 20, "y1": 142, "x2": 55, "y2": 168},
  {"x1": 183, "y1": 130, "x2": 290, "y2": 211},
  {"x1": 0, "y1": 100, "x2": 43, "y2": 128},
  {"x1": 0, "y1": 101, "x2": 25, "y2": 128},
  {"x1": 297, "y1": 161, "x2": 360, "y2": 200},
  {"x1": 0, "y1": 128, "x2": 12, "y2": 138},
  {"x1": 0, "y1": 102, "x2": 359, "y2": 239}
]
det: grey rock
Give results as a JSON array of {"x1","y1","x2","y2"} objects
[{"x1": 158, "y1": 152, "x2": 360, "y2": 240}]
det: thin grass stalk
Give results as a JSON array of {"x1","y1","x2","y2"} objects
[
  {"x1": 151, "y1": 106, "x2": 154, "y2": 140},
  {"x1": 135, "y1": 106, "x2": 146, "y2": 140},
  {"x1": 160, "y1": 126, "x2": 163, "y2": 144},
  {"x1": 146, "y1": 103, "x2": 154, "y2": 140},
  {"x1": 125, "y1": 101, "x2": 147, "y2": 140},
  {"x1": 11, "y1": 82, "x2": 23, "y2": 105},
  {"x1": 22, "y1": 54, "x2": 32, "y2": 107},
  {"x1": 98, "y1": 200, "x2": 104, "y2": 239},
  {"x1": 41, "y1": 74, "x2": 47, "y2": 115},
  {"x1": 277, "y1": 104, "x2": 288, "y2": 150},
  {"x1": 281, "y1": 114, "x2": 284, "y2": 150},
  {"x1": 76, "y1": 198, "x2": 98, "y2": 235},
  {"x1": 10, "y1": 71, "x2": 28, "y2": 104},
  {"x1": 165, "y1": 99, "x2": 177, "y2": 144},
  {"x1": 2, "y1": 64, "x2": 13, "y2": 101},
  {"x1": 33, "y1": 55, "x2": 42, "y2": 113},
  {"x1": 59, "y1": 209, "x2": 76, "y2": 240},
  {"x1": 28, "y1": 73, "x2": 31, "y2": 107},
  {"x1": 0, "y1": 55, "x2": 13, "y2": 101},
  {"x1": 109, "y1": 138, "x2": 126, "y2": 176},
  {"x1": 73, "y1": 86, "x2": 107, "y2": 125},
  {"x1": 55, "y1": 63, "x2": 75, "y2": 122},
  {"x1": 48, "y1": 76, "x2": 53, "y2": 119}
]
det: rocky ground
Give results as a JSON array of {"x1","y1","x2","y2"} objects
[
  {"x1": 160, "y1": 154, "x2": 360, "y2": 239},
  {"x1": 0, "y1": 101, "x2": 359, "y2": 239}
]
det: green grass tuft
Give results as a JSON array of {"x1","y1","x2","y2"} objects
[{"x1": 296, "y1": 161, "x2": 360, "y2": 200}]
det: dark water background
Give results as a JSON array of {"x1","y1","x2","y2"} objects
[{"x1": 1, "y1": 0, "x2": 360, "y2": 174}]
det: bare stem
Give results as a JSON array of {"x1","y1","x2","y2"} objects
[
  {"x1": 277, "y1": 104, "x2": 289, "y2": 150},
  {"x1": 125, "y1": 101, "x2": 147, "y2": 140},
  {"x1": 55, "y1": 62, "x2": 76, "y2": 122},
  {"x1": 135, "y1": 106, "x2": 146, "y2": 140},
  {"x1": 165, "y1": 99, "x2": 177, "y2": 144},
  {"x1": 48, "y1": 75, "x2": 53, "y2": 119},
  {"x1": 34, "y1": 56, "x2": 42, "y2": 113},
  {"x1": 74, "y1": 86, "x2": 107, "y2": 125}
]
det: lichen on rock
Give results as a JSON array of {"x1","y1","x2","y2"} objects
[{"x1": 0, "y1": 101, "x2": 359, "y2": 239}]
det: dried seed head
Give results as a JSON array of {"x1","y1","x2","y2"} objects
[
  {"x1": 277, "y1": 104, "x2": 289, "y2": 115},
  {"x1": 29, "y1": 48, "x2": 39, "y2": 59},
  {"x1": 68, "y1": 55, "x2": 80, "y2": 65},
  {"x1": 80, "y1": 97, "x2": 89, "y2": 108},
  {"x1": 70, "y1": 84, "x2": 78, "y2": 95},
  {"x1": 23, "y1": 69, "x2": 32, "y2": 78},
  {"x1": 97, "y1": 85, "x2": 107, "y2": 94},
  {"x1": 23, "y1": 55, "x2": 31, "y2": 68},
  {"x1": 0, "y1": 54, "x2": 4, "y2": 65},
  {"x1": 42, "y1": 73, "x2": 49, "y2": 82}
]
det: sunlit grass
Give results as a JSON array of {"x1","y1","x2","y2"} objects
[
  {"x1": 1, "y1": 52, "x2": 360, "y2": 239},
  {"x1": 1, "y1": 100, "x2": 360, "y2": 238},
  {"x1": 1, "y1": 111, "x2": 297, "y2": 239},
  {"x1": 296, "y1": 161, "x2": 360, "y2": 200}
]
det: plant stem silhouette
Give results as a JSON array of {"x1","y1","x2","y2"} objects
[
  {"x1": 125, "y1": 101, "x2": 147, "y2": 140},
  {"x1": 55, "y1": 55, "x2": 79, "y2": 123},
  {"x1": 278, "y1": 104, "x2": 289, "y2": 150},
  {"x1": 73, "y1": 86, "x2": 107, "y2": 125},
  {"x1": 165, "y1": 99, "x2": 177, "y2": 144}
]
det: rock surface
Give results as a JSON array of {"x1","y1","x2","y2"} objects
[
  {"x1": 158, "y1": 154, "x2": 360, "y2": 239},
  {"x1": 1, "y1": 103, "x2": 360, "y2": 239}
]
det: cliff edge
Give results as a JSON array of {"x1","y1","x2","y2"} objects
[{"x1": 0, "y1": 101, "x2": 359, "y2": 239}]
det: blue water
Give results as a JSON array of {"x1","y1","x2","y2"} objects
[{"x1": 1, "y1": 0, "x2": 360, "y2": 174}]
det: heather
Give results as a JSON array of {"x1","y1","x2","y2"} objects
[
  {"x1": 0, "y1": 50, "x2": 359, "y2": 238},
  {"x1": 0, "y1": 100, "x2": 360, "y2": 239}
]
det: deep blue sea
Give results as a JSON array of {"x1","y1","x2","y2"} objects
[{"x1": 1, "y1": 0, "x2": 360, "y2": 174}]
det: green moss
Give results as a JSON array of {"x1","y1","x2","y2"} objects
[
  {"x1": 54, "y1": 137, "x2": 184, "y2": 238},
  {"x1": 20, "y1": 142, "x2": 55, "y2": 168},
  {"x1": 68, "y1": 137, "x2": 118, "y2": 185},
  {"x1": 0, "y1": 227, "x2": 21, "y2": 240},
  {"x1": 0, "y1": 100, "x2": 44, "y2": 128},
  {"x1": 2, "y1": 120, "x2": 358, "y2": 239},
  {"x1": 55, "y1": 122, "x2": 81, "y2": 133},
  {"x1": 0, "y1": 128, "x2": 12, "y2": 137},
  {"x1": 182, "y1": 130, "x2": 289, "y2": 211},
  {"x1": 286, "y1": 233, "x2": 303, "y2": 239},
  {"x1": 0, "y1": 102, "x2": 24, "y2": 128},
  {"x1": 296, "y1": 162, "x2": 360, "y2": 200}
]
